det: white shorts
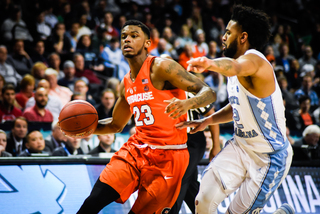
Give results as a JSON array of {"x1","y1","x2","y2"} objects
[{"x1": 199, "y1": 137, "x2": 293, "y2": 213}]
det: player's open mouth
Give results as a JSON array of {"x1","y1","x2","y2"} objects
[
  {"x1": 222, "y1": 44, "x2": 226, "y2": 50},
  {"x1": 123, "y1": 45, "x2": 133, "y2": 51}
]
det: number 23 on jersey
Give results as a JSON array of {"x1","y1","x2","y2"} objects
[{"x1": 133, "y1": 105, "x2": 155, "y2": 126}]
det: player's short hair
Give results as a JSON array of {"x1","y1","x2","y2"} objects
[
  {"x1": 122, "y1": 20, "x2": 150, "y2": 39},
  {"x1": 231, "y1": 5, "x2": 271, "y2": 50}
]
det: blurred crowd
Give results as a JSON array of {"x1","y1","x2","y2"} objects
[{"x1": 0, "y1": 0, "x2": 319, "y2": 160}]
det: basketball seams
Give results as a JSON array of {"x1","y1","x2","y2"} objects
[
  {"x1": 59, "y1": 113, "x2": 98, "y2": 123},
  {"x1": 61, "y1": 117, "x2": 98, "y2": 132}
]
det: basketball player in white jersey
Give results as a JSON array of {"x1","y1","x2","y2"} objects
[{"x1": 176, "y1": 5, "x2": 294, "y2": 214}]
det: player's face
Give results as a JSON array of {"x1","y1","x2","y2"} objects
[
  {"x1": 222, "y1": 20, "x2": 240, "y2": 58},
  {"x1": 121, "y1": 25, "x2": 150, "y2": 58},
  {"x1": 27, "y1": 131, "x2": 45, "y2": 153}
]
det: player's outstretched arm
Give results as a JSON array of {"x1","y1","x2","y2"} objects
[
  {"x1": 154, "y1": 58, "x2": 216, "y2": 119},
  {"x1": 94, "y1": 81, "x2": 132, "y2": 135},
  {"x1": 187, "y1": 54, "x2": 261, "y2": 77},
  {"x1": 176, "y1": 103, "x2": 233, "y2": 133}
]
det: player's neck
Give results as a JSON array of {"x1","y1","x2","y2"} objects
[{"x1": 127, "y1": 54, "x2": 148, "y2": 79}]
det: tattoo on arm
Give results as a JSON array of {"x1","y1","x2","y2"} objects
[
  {"x1": 189, "y1": 88, "x2": 213, "y2": 109},
  {"x1": 166, "y1": 62, "x2": 196, "y2": 83},
  {"x1": 213, "y1": 60, "x2": 232, "y2": 71}
]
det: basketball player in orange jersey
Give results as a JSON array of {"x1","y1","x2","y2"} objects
[{"x1": 77, "y1": 20, "x2": 216, "y2": 214}]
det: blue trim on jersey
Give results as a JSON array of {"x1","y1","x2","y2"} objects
[
  {"x1": 247, "y1": 95, "x2": 286, "y2": 152},
  {"x1": 246, "y1": 146, "x2": 289, "y2": 213}
]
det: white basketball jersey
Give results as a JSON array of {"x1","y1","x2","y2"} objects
[{"x1": 227, "y1": 49, "x2": 288, "y2": 153}]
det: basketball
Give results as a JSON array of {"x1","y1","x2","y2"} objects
[{"x1": 59, "y1": 100, "x2": 98, "y2": 138}]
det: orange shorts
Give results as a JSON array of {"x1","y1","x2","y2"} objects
[{"x1": 99, "y1": 140, "x2": 189, "y2": 214}]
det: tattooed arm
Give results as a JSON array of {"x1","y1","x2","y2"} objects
[
  {"x1": 186, "y1": 54, "x2": 263, "y2": 77},
  {"x1": 152, "y1": 57, "x2": 216, "y2": 119}
]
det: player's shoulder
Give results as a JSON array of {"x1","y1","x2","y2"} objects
[{"x1": 152, "y1": 56, "x2": 182, "y2": 74}]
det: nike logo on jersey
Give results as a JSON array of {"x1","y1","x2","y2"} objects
[{"x1": 164, "y1": 176, "x2": 173, "y2": 180}]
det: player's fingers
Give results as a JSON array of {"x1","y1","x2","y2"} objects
[{"x1": 187, "y1": 64, "x2": 193, "y2": 72}]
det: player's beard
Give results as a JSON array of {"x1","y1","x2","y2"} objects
[
  {"x1": 223, "y1": 38, "x2": 238, "y2": 58},
  {"x1": 124, "y1": 45, "x2": 145, "y2": 58}
]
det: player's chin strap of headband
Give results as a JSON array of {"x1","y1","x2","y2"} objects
[{"x1": 133, "y1": 143, "x2": 187, "y2": 150}]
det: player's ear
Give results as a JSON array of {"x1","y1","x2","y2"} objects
[
  {"x1": 240, "y1": 32, "x2": 248, "y2": 44},
  {"x1": 145, "y1": 39, "x2": 151, "y2": 49}
]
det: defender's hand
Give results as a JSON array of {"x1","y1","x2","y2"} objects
[
  {"x1": 187, "y1": 57, "x2": 211, "y2": 73},
  {"x1": 164, "y1": 98, "x2": 191, "y2": 120},
  {"x1": 175, "y1": 118, "x2": 207, "y2": 134}
]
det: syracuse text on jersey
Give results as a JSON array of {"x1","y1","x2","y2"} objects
[{"x1": 127, "y1": 91, "x2": 154, "y2": 105}]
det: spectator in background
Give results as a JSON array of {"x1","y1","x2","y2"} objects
[
  {"x1": 76, "y1": 35, "x2": 101, "y2": 69},
  {"x1": 0, "y1": 84, "x2": 22, "y2": 122},
  {"x1": 5, "y1": 116, "x2": 28, "y2": 156},
  {"x1": 73, "y1": 53, "x2": 101, "y2": 84},
  {"x1": 95, "y1": 88, "x2": 115, "y2": 119},
  {"x1": 1, "y1": 6, "x2": 33, "y2": 42},
  {"x1": 88, "y1": 133, "x2": 116, "y2": 156},
  {"x1": 150, "y1": 38, "x2": 171, "y2": 57},
  {"x1": 74, "y1": 79, "x2": 96, "y2": 106},
  {"x1": 275, "y1": 43, "x2": 295, "y2": 80},
  {"x1": 25, "y1": 79, "x2": 63, "y2": 122},
  {"x1": 71, "y1": 92, "x2": 86, "y2": 101},
  {"x1": 162, "y1": 27, "x2": 177, "y2": 48},
  {"x1": 175, "y1": 25, "x2": 193, "y2": 53},
  {"x1": 66, "y1": 22, "x2": 80, "y2": 50},
  {"x1": 44, "y1": 5, "x2": 58, "y2": 29},
  {"x1": 45, "y1": 122, "x2": 67, "y2": 153},
  {"x1": 15, "y1": 74, "x2": 35, "y2": 109},
  {"x1": 106, "y1": 77, "x2": 120, "y2": 99},
  {"x1": 30, "y1": 40, "x2": 48, "y2": 65},
  {"x1": 6, "y1": 39, "x2": 33, "y2": 76},
  {"x1": 45, "y1": 68, "x2": 72, "y2": 106},
  {"x1": 0, "y1": 129, "x2": 12, "y2": 157},
  {"x1": 313, "y1": 100, "x2": 320, "y2": 125},
  {"x1": 206, "y1": 41, "x2": 221, "y2": 60},
  {"x1": 47, "y1": 53, "x2": 64, "y2": 80},
  {"x1": 148, "y1": 28, "x2": 160, "y2": 53},
  {"x1": 31, "y1": 62, "x2": 47, "y2": 87},
  {"x1": 0, "y1": 75, "x2": 4, "y2": 102},
  {"x1": 46, "y1": 23, "x2": 74, "y2": 56},
  {"x1": 294, "y1": 73, "x2": 319, "y2": 112},
  {"x1": 34, "y1": 10, "x2": 51, "y2": 41},
  {"x1": 287, "y1": 96, "x2": 316, "y2": 132},
  {"x1": 23, "y1": 87, "x2": 53, "y2": 123},
  {"x1": 80, "y1": 1, "x2": 97, "y2": 30},
  {"x1": 99, "y1": 12, "x2": 119, "y2": 43},
  {"x1": 19, "y1": 130, "x2": 49, "y2": 156},
  {"x1": 100, "y1": 37, "x2": 122, "y2": 78},
  {"x1": 0, "y1": 45, "x2": 22, "y2": 87},
  {"x1": 52, "y1": 135, "x2": 84, "y2": 156},
  {"x1": 293, "y1": 125, "x2": 320, "y2": 161},
  {"x1": 299, "y1": 45, "x2": 317, "y2": 68},
  {"x1": 192, "y1": 29, "x2": 208, "y2": 58},
  {"x1": 58, "y1": 60, "x2": 79, "y2": 92},
  {"x1": 178, "y1": 44, "x2": 194, "y2": 70},
  {"x1": 277, "y1": 75, "x2": 299, "y2": 111},
  {"x1": 77, "y1": 14, "x2": 92, "y2": 39}
]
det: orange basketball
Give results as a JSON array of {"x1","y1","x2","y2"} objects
[{"x1": 59, "y1": 100, "x2": 98, "y2": 138}]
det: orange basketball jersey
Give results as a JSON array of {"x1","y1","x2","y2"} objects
[{"x1": 123, "y1": 55, "x2": 187, "y2": 146}]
